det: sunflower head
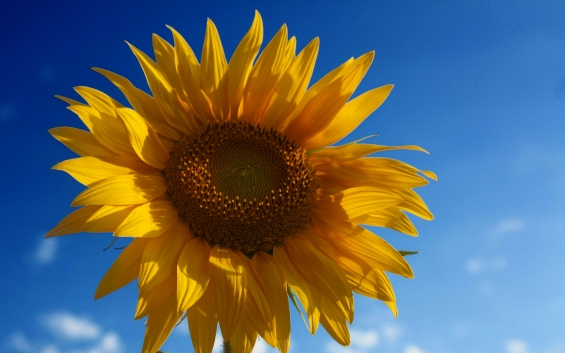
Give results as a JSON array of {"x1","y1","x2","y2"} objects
[{"x1": 48, "y1": 11, "x2": 435, "y2": 353}]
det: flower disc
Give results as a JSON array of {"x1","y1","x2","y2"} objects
[{"x1": 165, "y1": 121, "x2": 317, "y2": 253}]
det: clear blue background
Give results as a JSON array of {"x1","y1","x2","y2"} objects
[{"x1": 1, "y1": 1, "x2": 564, "y2": 353}]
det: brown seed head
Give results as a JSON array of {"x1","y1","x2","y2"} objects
[{"x1": 165, "y1": 121, "x2": 317, "y2": 253}]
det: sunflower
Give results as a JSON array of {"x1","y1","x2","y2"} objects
[{"x1": 48, "y1": 11, "x2": 435, "y2": 353}]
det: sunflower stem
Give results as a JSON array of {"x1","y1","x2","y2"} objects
[{"x1": 223, "y1": 341, "x2": 232, "y2": 353}]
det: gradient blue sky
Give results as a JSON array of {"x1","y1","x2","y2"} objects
[{"x1": 1, "y1": 1, "x2": 564, "y2": 353}]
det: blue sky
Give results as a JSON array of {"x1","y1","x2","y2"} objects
[{"x1": 1, "y1": 1, "x2": 564, "y2": 353}]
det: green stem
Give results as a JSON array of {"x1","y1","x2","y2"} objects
[{"x1": 223, "y1": 341, "x2": 232, "y2": 353}]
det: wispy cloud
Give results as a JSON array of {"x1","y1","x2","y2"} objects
[
  {"x1": 70, "y1": 332, "x2": 122, "y2": 353},
  {"x1": 326, "y1": 329, "x2": 379, "y2": 353},
  {"x1": 40, "y1": 344, "x2": 60, "y2": 353},
  {"x1": 4, "y1": 331, "x2": 34, "y2": 352},
  {"x1": 488, "y1": 218, "x2": 526, "y2": 249},
  {"x1": 4, "y1": 312, "x2": 122, "y2": 353},
  {"x1": 381, "y1": 323, "x2": 402, "y2": 344},
  {"x1": 41, "y1": 312, "x2": 101, "y2": 340},
  {"x1": 466, "y1": 257, "x2": 507, "y2": 275},
  {"x1": 350, "y1": 330, "x2": 379, "y2": 349},
  {"x1": 493, "y1": 219, "x2": 526, "y2": 236},
  {"x1": 506, "y1": 339, "x2": 530, "y2": 353},
  {"x1": 404, "y1": 343, "x2": 427, "y2": 353},
  {"x1": 33, "y1": 238, "x2": 58, "y2": 265}
]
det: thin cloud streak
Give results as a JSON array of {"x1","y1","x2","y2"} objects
[
  {"x1": 41, "y1": 312, "x2": 101, "y2": 340},
  {"x1": 33, "y1": 238, "x2": 58, "y2": 265}
]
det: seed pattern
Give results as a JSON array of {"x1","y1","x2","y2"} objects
[{"x1": 165, "y1": 121, "x2": 317, "y2": 253}]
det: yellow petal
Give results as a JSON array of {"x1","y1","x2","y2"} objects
[
  {"x1": 235, "y1": 252, "x2": 276, "y2": 348},
  {"x1": 316, "y1": 158, "x2": 429, "y2": 190},
  {"x1": 209, "y1": 246, "x2": 247, "y2": 341},
  {"x1": 68, "y1": 105, "x2": 138, "y2": 159},
  {"x1": 252, "y1": 252, "x2": 291, "y2": 353},
  {"x1": 285, "y1": 235, "x2": 353, "y2": 323},
  {"x1": 92, "y1": 68, "x2": 181, "y2": 140},
  {"x1": 141, "y1": 290, "x2": 182, "y2": 353},
  {"x1": 385, "y1": 301, "x2": 398, "y2": 317},
  {"x1": 84, "y1": 205, "x2": 137, "y2": 233},
  {"x1": 273, "y1": 245, "x2": 321, "y2": 334},
  {"x1": 138, "y1": 219, "x2": 190, "y2": 292},
  {"x1": 319, "y1": 296, "x2": 350, "y2": 346},
  {"x1": 135, "y1": 272, "x2": 175, "y2": 320},
  {"x1": 128, "y1": 42, "x2": 192, "y2": 135},
  {"x1": 283, "y1": 64, "x2": 363, "y2": 147},
  {"x1": 262, "y1": 37, "x2": 319, "y2": 129},
  {"x1": 116, "y1": 107, "x2": 170, "y2": 169},
  {"x1": 350, "y1": 208, "x2": 418, "y2": 236},
  {"x1": 48, "y1": 127, "x2": 115, "y2": 157},
  {"x1": 313, "y1": 187, "x2": 402, "y2": 221},
  {"x1": 95, "y1": 238, "x2": 148, "y2": 299},
  {"x1": 228, "y1": 11, "x2": 263, "y2": 117},
  {"x1": 115, "y1": 200, "x2": 178, "y2": 238},
  {"x1": 421, "y1": 170, "x2": 438, "y2": 181},
  {"x1": 55, "y1": 95, "x2": 85, "y2": 106},
  {"x1": 242, "y1": 24, "x2": 293, "y2": 124},
  {"x1": 201, "y1": 18, "x2": 228, "y2": 121},
  {"x1": 74, "y1": 86, "x2": 123, "y2": 116},
  {"x1": 52, "y1": 156, "x2": 158, "y2": 186},
  {"x1": 242, "y1": 290, "x2": 276, "y2": 348},
  {"x1": 231, "y1": 316, "x2": 258, "y2": 353},
  {"x1": 167, "y1": 26, "x2": 215, "y2": 125},
  {"x1": 46, "y1": 205, "x2": 102, "y2": 237},
  {"x1": 335, "y1": 224, "x2": 413, "y2": 278},
  {"x1": 177, "y1": 237, "x2": 212, "y2": 311},
  {"x1": 71, "y1": 174, "x2": 167, "y2": 207},
  {"x1": 152, "y1": 34, "x2": 183, "y2": 95},
  {"x1": 334, "y1": 250, "x2": 395, "y2": 302},
  {"x1": 277, "y1": 51, "x2": 373, "y2": 131},
  {"x1": 309, "y1": 143, "x2": 428, "y2": 164},
  {"x1": 188, "y1": 279, "x2": 219, "y2": 353},
  {"x1": 397, "y1": 189, "x2": 434, "y2": 221},
  {"x1": 304, "y1": 84, "x2": 393, "y2": 149}
]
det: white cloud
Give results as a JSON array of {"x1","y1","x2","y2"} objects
[
  {"x1": 326, "y1": 343, "x2": 357, "y2": 353},
  {"x1": 40, "y1": 345, "x2": 60, "y2": 353},
  {"x1": 34, "y1": 238, "x2": 58, "y2": 264},
  {"x1": 506, "y1": 339, "x2": 530, "y2": 353},
  {"x1": 466, "y1": 258, "x2": 485, "y2": 274},
  {"x1": 466, "y1": 257, "x2": 507, "y2": 275},
  {"x1": 493, "y1": 219, "x2": 526, "y2": 236},
  {"x1": 71, "y1": 332, "x2": 122, "y2": 353},
  {"x1": 42, "y1": 312, "x2": 101, "y2": 340},
  {"x1": 4, "y1": 312, "x2": 122, "y2": 353},
  {"x1": 381, "y1": 323, "x2": 402, "y2": 344},
  {"x1": 325, "y1": 330, "x2": 379, "y2": 353},
  {"x1": 4, "y1": 331, "x2": 34, "y2": 352},
  {"x1": 350, "y1": 329, "x2": 379, "y2": 349},
  {"x1": 404, "y1": 344, "x2": 427, "y2": 353}
]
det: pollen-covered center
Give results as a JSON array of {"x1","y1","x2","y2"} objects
[{"x1": 165, "y1": 121, "x2": 317, "y2": 253}]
